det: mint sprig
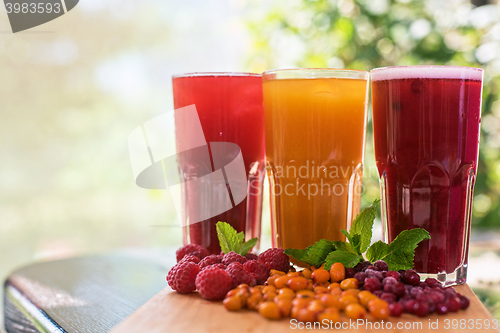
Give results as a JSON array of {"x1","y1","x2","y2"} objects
[
  {"x1": 216, "y1": 221, "x2": 258, "y2": 255},
  {"x1": 285, "y1": 200, "x2": 431, "y2": 271}
]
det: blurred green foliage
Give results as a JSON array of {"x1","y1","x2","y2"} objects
[{"x1": 247, "y1": 0, "x2": 500, "y2": 229}]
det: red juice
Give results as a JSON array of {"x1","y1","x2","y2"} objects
[
  {"x1": 172, "y1": 73, "x2": 265, "y2": 254},
  {"x1": 371, "y1": 66, "x2": 483, "y2": 283}
]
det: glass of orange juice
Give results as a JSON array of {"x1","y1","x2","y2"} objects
[{"x1": 262, "y1": 68, "x2": 369, "y2": 254}]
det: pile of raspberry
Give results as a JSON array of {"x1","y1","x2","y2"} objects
[
  {"x1": 167, "y1": 244, "x2": 290, "y2": 301},
  {"x1": 349, "y1": 260, "x2": 470, "y2": 317}
]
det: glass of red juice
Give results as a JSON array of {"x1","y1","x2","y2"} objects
[
  {"x1": 371, "y1": 66, "x2": 483, "y2": 285},
  {"x1": 172, "y1": 73, "x2": 265, "y2": 254}
]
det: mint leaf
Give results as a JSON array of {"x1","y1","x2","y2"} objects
[
  {"x1": 216, "y1": 221, "x2": 240, "y2": 254},
  {"x1": 331, "y1": 240, "x2": 355, "y2": 253},
  {"x1": 349, "y1": 199, "x2": 380, "y2": 253},
  {"x1": 366, "y1": 229, "x2": 431, "y2": 271},
  {"x1": 236, "y1": 231, "x2": 245, "y2": 244},
  {"x1": 324, "y1": 250, "x2": 363, "y2": 270},
  {"x1": 341, "y1": 229, "x2": 354, "y2": 244},
  {"x1": 284, "y1": 239, "x2": 335, "y2": 266},
  {"x1": 239, "y1": 238, "x2": 258, "y2": 255}
]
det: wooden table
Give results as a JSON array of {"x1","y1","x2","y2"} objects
[{"x1": 3, "y1": 250, "x2": 499, "y2": 332}]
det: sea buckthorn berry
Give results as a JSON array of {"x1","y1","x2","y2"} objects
[
  {"x1": 296, "y1": 308, "x2": 316, "y2": 322},
  {"x1": 330, "y1": 262, "x2": 346, "y2": 282},
  {"x1": 236, "y1": 288, "x2": 250, "y2": 305},
  {"x1": 320, "y1": 294, "x2": 341, "y2": 309},
  {"x1": 262, "y1": 285, "x2": 276, "y2": 294},
  {"x1": 328, "y1": 283, "x2": 340, "y2": 290},
  {"x1": 278, "y1": 288, "x2": 295, "y2": 299},
  {"x1": 314, "y1": 286, "x2": 329, "y2": 294},
  {"x1": 301, "y1": 268, "x2": 312, "y2": 279},
  {"x1": 249, "y1": 287, "x2": 263, "y2": 296},
  {"x1": 276, "y1": 298, "x2": 293, "y2": 317},
  {"x1": 274, "y1": 275, "x2": 291, "y2": 289},
  {"x1": 292, "y1": 297, "x2": 311, "y2": 309},
  {"x1": 263, "y1": 292, "x2": 277, "y2": 301},
  {"x1": 340, "y1": 278, "x2": 359, "y2": 290},
  {"x1": 266, "y1": 275, "x2": 278, "y2": 286},
  {"x1": 296, "y1": 290, "x2": 316, "y2": 299},
  {"x1": 237, "y1": 284, "x2": 250, "y2": 289},
  {"x1": 358, "y1": 290, "x2": 378, "y2": 307},
  {"x1": 342, "y1": 289, "x2": 360, "y2": 298},
  {"x1": 258, "y1": 302, "x2": 281, "y2": 320},
  {"x1": 270, "y1": 269, "x2": 286, "y2": 276},
  {"x1": 330, "y1": 287, "x2": 342, "y2": 296},
  {"x1": 317, "y1": 307, "x2": 340, "y2": 323},
  {"x1": 312, "y1": 268, "x2": 330, "y2": 284},
  {"x1": 287, "y1": 272, "x2": 300, "y2": 278},
  {"x1": 345, "y1": 303, "x2": 367, "y2": 319},
  {"x1": 368, "y1": 299, "x2": 390, "y2": 319},
  {"x1": 226, "y1": 289, "x2": 238, "y2": 298},
  {"x1": 339, "y1": 295, "x2": 359, "y2": 310},
  {"x1": 247, "y1": 293, "x2": 263, "y2": 310},
  {"x1": 288, "y1": 277, "x2": 309, "y2": 291},
  {"x1": 306, "y1": 280, "x2": 314, "y2": 290},
  {"x1": 308, "y1": 300, "x2": 326, "y2": 314},
  {"x1": 223, "y1": 296, "x2": 242, "y2": 311}
]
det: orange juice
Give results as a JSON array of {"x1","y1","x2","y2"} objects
[{"x1": 262, "y1": 69, "x2": 369, "y2": 252}]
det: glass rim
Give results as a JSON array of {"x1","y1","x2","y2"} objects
[
  {"x1": 370, "y1": 65, "x2": 483, "y2": 81},
  {"x1": 262, "y1": 68, "x2": 369, "y2": 80},
  {"x1": 172, "y1": 72, "x2": 261, "y2": 79}
]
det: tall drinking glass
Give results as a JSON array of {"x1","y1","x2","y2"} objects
[
  {"x1": 262, "y1": 69, "x2": 369, "y2": 256},
  {"x1": 371, "y1": 66, "x2": 483, "y2": 285},
  {"x1": 172, "y1": 73, "x2": 265, "y2": 254}
]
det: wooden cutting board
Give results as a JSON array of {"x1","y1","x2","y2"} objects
[{"x1": 111, "y1": 284, "x2": 499, "y2": 333}]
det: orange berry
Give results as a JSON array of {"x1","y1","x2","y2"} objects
[
  {"x1": 278, "y1": 288, "x2": 295, "y2": 299},
  {"x1": 223, "y1": 296, "x2": 242, "y2": 311},
  {"x1": 274, "y1": 275, "x2": 292, "y2": 289},
  {"x1": 296, "y1": 308, "x2": 316, "y2": 322},
  {"x1": 358, "y1": 290, "x2": 377, "y2": 307},
  {"x1": 296, "y1": 290, "x2": 316, "y2": 299},
  {"x1": 329, "y1": 262, "x2": 346, "y2": 282},
  {"x1": 328, "y1": 282, "x2": 341, "y2": 290},
  {"x1": 301, "y1": 268, "x2": 312, "y2": 279},
  {"x1": 287, "y1": 272, "x2": 300, "y2": 278},
  {"x1": 266, "y1": 275, "x2": 278, "y2": 286},
  {"x1": 345, "y1": 303, "x2": 367, "y2": 319},
  {"x1": 226, "y1": 289, "x2": 238, "y2": 298},
  {"x1": 312, "y1": 268, "x2": 330, "y2": 284},
  {"x1": 270, "y1": 269, "x2": 286, "y2": 276},
  {"x1": 342, "y1": 289, "x2": 360, "y2": 298},
  {"x1": 249, "y1": 287, "x2": 263, "y2": 296},
  {"x1": 292, "y1": 297, "x2": 311, "y2": 309},
  {"x1": 339, "y1": 294, "x2": 359, "y2": 310},
  {"x1": 262, "y1": 285, "x2": 276, "y2": 294},
  {"x1": 247, "y1": 293, "x2": 263, "y2": 310},
  {"x1": 258, "y1": 302, "x2": 281, "y2": 320},
  {"x1": 340, "y1": 278, "x2": 359, "y2": 290},
  {"x1": 275, "y1": 298, "x2": 293, "y2": 317},
  {"x1": 317, "y1": 307, "x2": 340, "y2": 323},
  {"x1": 368, "y1": 299, "x2": 390, "y2": 320},
  {"x1": 307, "y1": 300, "x2": 326, "y2": 314},
  {"x1": 264, "y1": 292, "x2": 277, "y2": 301},
  {"x1": 319, "y1": 294, "x2": 341, "y2": 309},
  {"x1": 314, "y1": 286, "x2": 329, "y2": 294},
  {"x1": 330, "y1": 287, "x2": 342, "y2": 296},
  {"x1": 306, "y1": 280, "x2": 314, "y2": 291},
  {"x1": 288, "y1": 277, "x2": 308, "y2": 291}
]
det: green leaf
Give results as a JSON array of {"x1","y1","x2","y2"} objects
[
  {"x1": 341, "y1": 229, "x2": 353, "y2": 244},
  {"x1": 236, "y1": 231, "x2": 245, "y2": 244},
  {"x1": 239, "y1": 238, "x2": 258, "y2": 255},
  {"x1": 349, "y1": 199, "x2": 380, "y2": 253},
  {"x1": 216, "y1": 221, "x2": 240, "y2": 254},
  {"x1": 324, "y1": 250, "x2": 363, "y2": 270},
  {"x1": 331, "y1": 240, "x2": 355, "y2": 253},
  {"x1": 366, "y1": 229, "x2": 431, "y2": 271},
  {"x1": 284, "y1": 239, "x2": 335, "y2": 266}
]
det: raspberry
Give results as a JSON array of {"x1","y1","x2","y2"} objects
[
  {"x1": 176, "y1": 244, "x2": 210, "y2": 262},
  {"x1": 243, "y1": 260, "x2": 270, "y2": 285},
  {"x1": 199, "y1": 254, "x2": 223, "y2": 269},
  {"x1": 222, "y1": 251, "x2": 247, "y2": 265},
  {"x1": 245, "y1": 252, "x2": 259, "y2": 261},
  {"x1": 166, "y1": 261, "x2": 200, "y2": 294},
  {"x1": 201, "y1": 263, "x2": 227, "y2": 271},
  {"x1": 226, "y1": 262, "x2": 255, "y2": 289},
  {"x1": 258, "y1": 248, "x2": 290, "y2": 273},
  {"x1": 195, "y1": 267, "x2": 232, "y2": 300},
  {"x1": 179, "y1": 254, "x2": 200, "y2": 264}
]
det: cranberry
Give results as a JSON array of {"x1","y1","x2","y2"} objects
[
  {"x1": 373, "y1": 260, "x2": 389, "y2": 272},
  {"x1": 436, "y1": 303, "x2": 448, "y2": 315},
  {"x1": 410, "y1": 286, "x2": 423, "y2": 298},
  {"x1": 392, "y1": 282, "x2": 406, "y2": 297},
  {"x1": 428, "y1": 290, "x2": 445, "y2": 304},
  {"x1": 385, "y1": 270, "x2": 400, "y2": 281},
  {"x1": 354, "y1": 272, "x2": 366, "y2": 283},
  {"x1": 403, "y1": 299, "x2": 416, "y2": 313},
  {"x1": 413, "y1": 302, "x2": 429, "y2": 317},
  {"x1": 425, "y1": 278, "x2": 440, "y2": 288},
  {"x1": 428, "y1": 303, "x2": 436, "y2": 314},
  {"x1": 345, "y1": 267, "x2": 356, "y2": 278},
  {"x1": 363, "y1": 277, "x2": 382, "y2": 292},
  {"x1": 419, "y1": 282, "x2": 428, "y2": 289},
  {"x1": 447, "y1": 297, "x2": 461, "y2": 312},
  {"x1": 362, "y1": 261, "x2": 372, "y2": 268},
  {"x1": 373, "y1": 290, "x2": 384, "y2": 297},
  {"x1": 382, "y1": 276, "x2": 397, "y2": 286},
  {"x1": 402, "y1": 270, "x2": 420, "y2": 286},
  {"x1": 381, "y1": 292, "x2": 397, "y2": 304},
  {"x1": 354, "y1": 262, "x2": 364, "y2": 272},
  {"x1": 390, "y1": 302, "x2": 404, "y2": 317},
  {"x1": 459, "y1": 295, "x2": 470, "y2": 310},
  {"x1": 365, "y1": 269, "x2": 384, "y2": 281}
]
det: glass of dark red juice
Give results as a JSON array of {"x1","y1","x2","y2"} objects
[
  {"x1": 172, "y1": 73, "x2": 265, "y2": 254},
  {"x1": 371, "y1": 66, "x2": 483, "y2": 285}
]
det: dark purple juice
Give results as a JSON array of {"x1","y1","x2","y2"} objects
[{"x1": 371, "y1": 66, "x2": 483, "y2": 278}]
